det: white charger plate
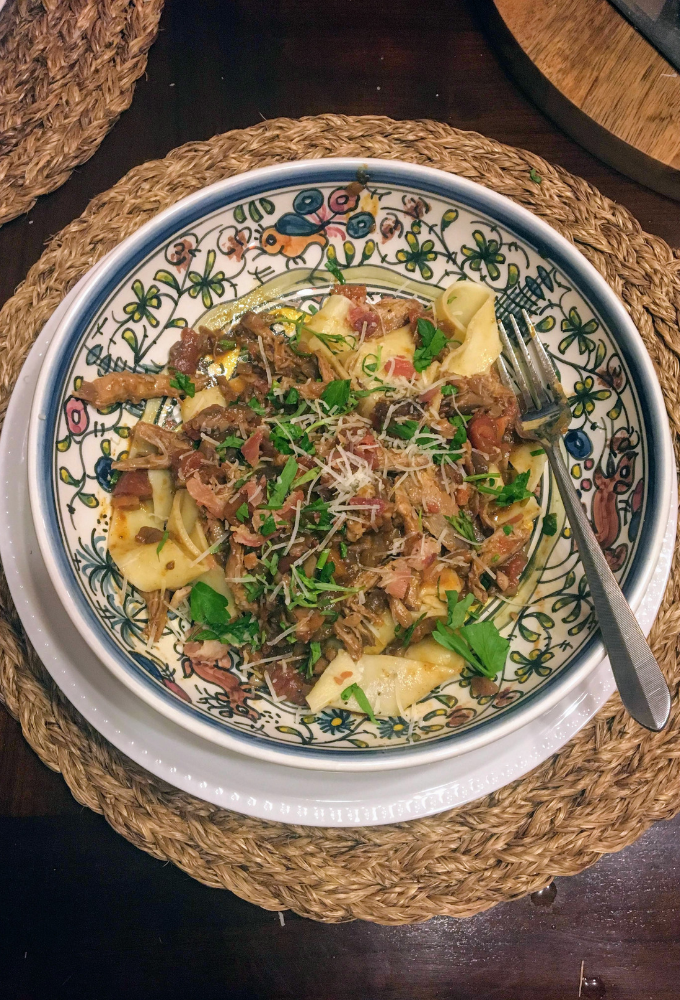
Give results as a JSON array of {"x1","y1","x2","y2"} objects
[{"x1": 1, "y1": 258, "x2": 675, "y2": 825}]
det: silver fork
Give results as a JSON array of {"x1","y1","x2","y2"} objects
[{"x1": 497, "y1": 310, "x2": 670, "y2": 732}]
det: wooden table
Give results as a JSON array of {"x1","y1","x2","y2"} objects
[{"x1": 1, "y1": 2, "x2": 679, "y2": 996}]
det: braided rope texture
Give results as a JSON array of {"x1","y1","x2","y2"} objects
[
  {"x1": 0, "y1": 0, "x2": 164, "y2": 226},
  {"x1": 1, "y1": 116, "x2": 679, "y2": 924}
]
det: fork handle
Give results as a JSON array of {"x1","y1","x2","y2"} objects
[{"x1": 544, "y1": 442, "x2": 670, "y2": 731}]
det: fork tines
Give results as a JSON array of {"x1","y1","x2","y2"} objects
[{"x1": 497, "y1": 308, "x2": 562, "y2": 412}]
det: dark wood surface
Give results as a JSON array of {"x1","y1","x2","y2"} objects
[{"x1": 1, "y1": 1, "x2": 679, "y2": 996}]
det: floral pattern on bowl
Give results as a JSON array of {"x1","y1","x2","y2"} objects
[{"x1": 31, "y1": 160, "x2": 669, "y2": 766}]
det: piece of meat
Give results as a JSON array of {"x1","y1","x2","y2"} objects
[
  {"x1": 333, "y1": 613, "x2": 369, "y2": 661},
  {"x1": 377, "y1": 559, "x2": 411, "y2": 600},
  {"x1": 231, "y1": 526, "x2": 265, "y2": 547},
  {"x1": 112, "y1": 469, "x2": 152, "y2": 498},
  {"x1": 168, "y1": 326, "x2": 214, "y2": 375},
  {"x1": 225, "y1": 541, "x2": 256, "y2": 612},
  {"x1": 372, "y1": 296, "x2": 425, "y2": 334},
  {"x1": 112, "y1": 423, "x2": 191, "y2": 470},
  {"x1": 185, "y1": 474, "x2": 231, "y2": 519},
  {"x1": 183, "y1": 404, "x2": 237, "y2": 441},
  {"x1": 404, "y1": 534, "x2": 440, "y2": 572},
  {"x1": 241, "y1": 428, "x2": 264, "y2": 466},
  {"x1": 388, "y1": 595, "x2": 412, "y2": 628},
  {"x1": 135, "y1": 526, "x2": 165, "y2": 545},
  {"x1": 384, "y1": 357, "x2": 415, "y2": 379},
  {"x1": 292, "y1": 609, "x2": 325, "y2": 642},
  {"x1": 394, "y1": 487, "x2": 420, "y2": 535},
  {"x1": 183, "y1": 638, "x2": 232, "y2": 665},
  {"x1": 348, "y1": 303, "x2": 380, "y2": 338},
  {"x1": 349, "y1": 496, "x2": 387, "y2": 514},
  {"x1": 334, "y1": 283, "x2": 367, "y2": 304},
  {"x1": 74, "y1": 371, "x2": 195, "y2": 409},
  {"x1": 141, "y1": 589, "x2": 169, "y2": 643},
  {"x1": 267, "y1": 662, "x2": 311, "y2": 706}
]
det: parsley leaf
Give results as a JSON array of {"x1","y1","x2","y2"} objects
[
  {"x1": 445, "y1": 511, "x2": 480, "y2": 545},
  {"x1": 248, "y1": 398, "x2": 266, "y2": 415},
  {"x1": 441, "y1": 384, "x2": 458, "y2": 397},
  {"x1": 339, "y1": 540, "x2": 348, "y2": 559},
  {"x1": 243, "y1": 579, "x2": 265, "y2": 602},
  {"x1": 190, "y1": 581, "x2": 231, "y2": 627},
  {"x1": 459, "y1": 621, "x2": 510, "y2": 677},
  {"x1": 216, "y1": 434, "x2": 245, "y2": 453},
  {"x1": 304, "y1": 641, "x2": 322, "y2": 679},
  {"x1": 321, "y1": 379, "x2": 351, "y2": 413},
  {"x1": 341, "y1": 682, "x2": 377, "y2": 723},
  {"x1": 413, "y1": 318, "x2": 448, "y2": 372},
  {"x1": 260, "y1": 514, "x2": 277, "y2": 537},
  {"x1": 156, "y1": 529, "x2": 169, "y2": 556},
  {"x1": 169, "y1": 371, "x2": 196, "y2": 398},
  {"x1": 325, "y1": 258, "x2": 345, "y2": 284},
  {"x1": 271, "y1": 420, "x2": 315, "y2": 456},
  {"x1": 235, "y1": 502, "x2": 249, "y2": 523},
  {"x1": 433, "y1": 589, "x2": 508, "y2": 678},
  {"x1": 388, "y1": 419, "x2": 419, "y2": 440},
  {"x1": 266, "y1": 456, "x2": 299, "y2": 509},
  {"x1": 529, "y1": 167, "x2": 542, "y2": 184},
  {"x1": 448, "y1": 415, "x2": 468, "y2": 448},
  {"x1": 190, "y1": 583, "x2": 260, "y2": 647},
  {"x1": 502, "y1": 524, "x2": 513, "y2": 536},
  {"x1": 543, "y1": 513, "x2": 558, "y2": 536},
  {"x1": 492, "y1": 470, "x2": 532, "y2": 507}
]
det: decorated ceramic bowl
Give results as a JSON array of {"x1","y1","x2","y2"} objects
[{"x1": 28, "y1": 159, "x2": 673, "y2": 771}]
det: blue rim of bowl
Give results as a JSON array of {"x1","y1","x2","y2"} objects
[{"x1": 28, "y1": 158, "x2": 673, "y2": 770}]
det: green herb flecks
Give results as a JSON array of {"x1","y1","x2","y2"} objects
[
  {"x1": 235, "y1": 502, "x2": 250, "y2": 524},
  {"x1": 304, "y1": 641, "x2": 322, "y2": 680},
  {"x1": 413, "y1": 318, "x2": 448, "y2": 373},
  {"x1": 542, "y1": 513, "x2": 558, "y2": 536},
  {"x1": 156, "y1": 529, "x2": 169, "y2": 556},
  {"x1": 325, "y1": 257, "x2": 345, "y2": 284},
  {"x1": 341, "y1": 682, "x2": 377, "y2": 723},
  {"x1": 433, "y1": 590, "x2": 509, "y2": 678},
  {"x1": 477, "y1": 470, "x2": 533, "y2": 508},
  {"x1": 169, "y1": 371, "x2": 196, "y2": 398},
  {"x1": 320, "y1": 379, "x2": 352, "y2": 413},
  {"x1": 441, "y1": 384, "x2": 458, "y2": 397},
  {"x1": 445, "y1": 511, "x2": 480, "y2": 546},
  {"x1": 394, "y1": 613, "x2": 426, "y2": 650},
  {"x1": 529, "y1": 167, "x2": 542, "y2": 184},
  {"x1": 265, "y1": 457, "x2": 299, "y2": 509},
  {"x1": 190, "y1": 581, "x2": 260, "y2": 647}
]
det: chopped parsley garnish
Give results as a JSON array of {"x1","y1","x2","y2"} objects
[
  {"x1": 433, "y1": 590, "x2": 509, "y2": 678},
  {"x1": 190, "y1": 582, "x2": 259, "y2": 646},
  {"x1": 502, "y1": 524, "x2": 514, "y2": 536},
  {"x1": 441, "y1": 384, "x2": 458, "y2": 396},
  {"x1": 235, "y1": 502, "x2": 249, "y2": 523},
  {"x1": 325, "y1": 257, "x2": 345, "y2": 284},
  {"x1": 530, "y1": 448, "x2": 545, "y2": 456},
  {"x1": 413, "y1": 318, "x2": 448, "y2": 372},
  {"x1": 388, "y1": 419, "x2": 420, "y2": 440},
  {"x1": 304, "y1": 641, "x2": 322, "y2": 679},
  {"x1": 529, "y1": 167, "x2": 542, "y2": 184},
  {"x1": 341, "y1": 682, "x2": 377, "y2": 723},
  {"x1": 248, "y1": 398, "x2": 266, "y2": 415},
  {"x1": 260, "y1": 514, "x2": 278, "y2": 537},
  {"x1": 321, "y1": 379, "x2": 352, "y2": 413},
  {"x1": 339, "y1": 540, "x2": 348, "y2": 559},
  {"x1": 243, "y1": 579, "x2": 265, "y2": 602},
  {"x1": 490, "y1": 470, "x2": 533, "y2": 507},
  {"x1": 448, "y1": 415, "x2": 468, "y2": 448},
  {"x1": 445, "y1": 511, "x2": 480, "y2": 545},
  {"x1": 542, "y1": 513, "x2": 558, "y2": 536},
  {"x1": 169, "y1": 371, "x2": 196, "y2": 398},
  {"x1": 271, "y1": 419, "x2": 315, "y2": 456},
  {"x1": 266, "y1": 456, "x2": 299, "y2": 509},
  {"x1": 216, "y1": 434, "x2": 245, "y2": 453},
  {"x1": 156, "y1": 529, "x2": 169, "y2": 556},
  {"x1": 285, "y1": 387, "x2": 299, "y2": 406},
  {"x1": 317, "y1": 559, "x2": 335, "y2": 584},
  {"x1": 216, "y1": 338, "x2": 236, "y2": 352}
]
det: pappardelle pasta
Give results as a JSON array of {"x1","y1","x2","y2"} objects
[{"x1": 75, "y1": 277, "x2": 546, "y2": 720}]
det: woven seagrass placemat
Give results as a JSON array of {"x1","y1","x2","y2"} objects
[
  {"x1": 0, "y1": 0, "x2": 164, "y2": 227},
  {"x1": 1, "y1": 115, "x2": 680, "y2": 924}
]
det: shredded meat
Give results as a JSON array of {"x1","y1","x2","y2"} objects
[
  {"x1": 267, "y1": 662, "x2": 311, "y2": 706},
  {"x1": 183, "y1": 404, "x2": 237, "y2": 441},
  {"x1": 135, "y1": 526, "x2": 165, "y2": 545},
  {"x1": 168, "y1": 326, "x2": 214, "y2": 375},
  {"x1": 112, "y1": 423, "x2": 191, "y2": 470},
  {"x1": 75, "y1": 371, "x2": 201, "y2": 409},
  {"x1": 141, "y1": 590, "x2": 169, "y2": 643}
]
